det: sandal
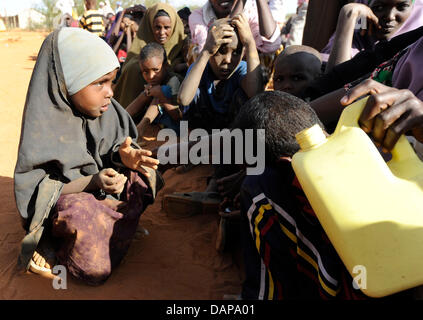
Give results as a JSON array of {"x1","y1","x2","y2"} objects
[{"x1": 162, "y1": 191, "x2": 222, "y2": 218}]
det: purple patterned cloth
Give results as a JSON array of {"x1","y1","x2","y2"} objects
[
  {"x1": 392, "y1": 35, "x2": 423, "y2": 100},
  {"x1": 51, "y1": 170, "x2": 153, "y2": 285}
]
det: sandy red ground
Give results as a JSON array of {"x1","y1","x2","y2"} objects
[{"x1": 0, "y1": 30, "x2": 243, "y2": 299}]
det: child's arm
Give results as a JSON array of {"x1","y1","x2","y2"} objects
[
  {"x1": 178, "y1": 23, "x2": 236, "y2": 106},
  {"x1": 326, "y1": 3, "x2": 380, "y2": 72},
  {"x1": 61, "y1": 168, "x2": 127, "y2": 195},
  {"x1": 112, "y1": 30, "x2": 125, "y2": 53},
  {"x1": 109, "y1": 10, "x2": 125, "y2": 45},
  {"x1": 126, "y1": 23, "x2": 133, "y2": 52},
  {"x1": 160, "y1": 102, "x2": 182, "y2": 121},
  {"x1": 232, "y1": 14, "x2": 263, "y2": 98},
  {"x1": 126, "y1": 90, "x2": 153, "y2": 118},
  {"x1": 136, "y1": 101, "x2": 161, "y2": 140},
  {"x1": 256, "y1": 0, "x2": 277, "y2": 39},
  {"x1": 119, "y1": 137, "x2": 160, "y2": 178}
]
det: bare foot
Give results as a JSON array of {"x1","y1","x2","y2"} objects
[{"x1": 29, "y1": 250, "x2": 57, "y2": 280}]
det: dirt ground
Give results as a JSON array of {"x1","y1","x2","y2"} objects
[{"x1": 0, "y1": 30, "x2": 243, "y2": 300}]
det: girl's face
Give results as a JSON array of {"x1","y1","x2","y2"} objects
[
  {"x1": 370, "y1": 0, "x2": 413, "y2": 40},
  {"x1": 153, "y1": 16, "x2": 172, "y2": 44},
  {"x1": 209, "y1": 35, "x2": 244, "y2": 80},
  {"x1": 70, "y1": 69, "x2": 117, "y2": 118},
  {"x1": 139, "y1": 56, "x2": 166, "y2": 85}
]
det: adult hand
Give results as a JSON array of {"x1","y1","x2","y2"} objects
[
  {"x1": 94, "y1": 168, "x2": 127, "y2": 194},
  {"x1": 341, "y1": 79, "x2": 423, "y2": 152},
  {"x1": 230, "y1": 13, "x2": 254, "y2": 47},
  {"x1": 119, "y1": 137, "x2": 160, "y2": 178},
  {"x1": 340, "y1": 3, "x2": 380, "y2": 36},
  {"x1": 203, "y1": 22, "x2": 235, "y2": 56}
]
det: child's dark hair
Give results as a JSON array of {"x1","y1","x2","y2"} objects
[
  {"x1": 231, "y1": 91, "x2": 325, "y2": 162},
  {"x1": 139, "y1": 42, "x2": 168, "y2": 64}
]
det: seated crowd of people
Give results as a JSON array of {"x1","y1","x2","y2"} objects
[{"x1": 14, "y1": 0, "x2": 423, "y2": 300}]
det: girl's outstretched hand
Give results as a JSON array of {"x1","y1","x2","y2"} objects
[{"x1": 119, "y1": 137, "x2": 160, "y2": 177}]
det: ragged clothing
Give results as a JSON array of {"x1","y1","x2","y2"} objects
[
  {"x1": 14, "y1": 28, "x2": 162, "y2": 275},
  {"x1": 239, "y1": 160, "x2": 370, "y2": 299}
]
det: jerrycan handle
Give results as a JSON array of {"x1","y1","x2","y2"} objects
[{"x1": 334, "y1": 96, "x2": 418, "y2": 163}]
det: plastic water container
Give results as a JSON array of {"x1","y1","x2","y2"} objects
[{"x1": 291, "y1": 97, "x2": 423, "y2": 298}]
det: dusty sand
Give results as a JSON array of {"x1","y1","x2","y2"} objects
[{"x1": 0, "y1": 30, "x2": 243, "y2": 300}]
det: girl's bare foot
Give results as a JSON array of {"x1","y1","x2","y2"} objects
[{"x1": 29, "y1": 250, "x2": 57, "y2": 280}]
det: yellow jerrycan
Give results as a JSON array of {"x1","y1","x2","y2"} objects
[{"x1": 291, "y1": 96, "x2": 423, "y2": 298}]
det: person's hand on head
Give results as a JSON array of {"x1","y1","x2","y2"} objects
[
  {"x1": 119, "y1": 137, "x2": 160, "y2": 178},
  {"x1": 203, "y1": 23, "x2": 235, "y2": 56},
  {"x1": 230, "y1": 13, "x2": 254, "y2": 47},
  {"x1": 341, "y1": 79, "x2": 423, "y2": 152},
  {"x1": 341, "y1": 3, "x2": 381, "y2": 37},
  {"x1": 93, "y1": 168, "x2": 127, "y2": 194}
]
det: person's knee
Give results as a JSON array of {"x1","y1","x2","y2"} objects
[{"x1": 67, "y1": 254, "x2": 112, "y2": 286}]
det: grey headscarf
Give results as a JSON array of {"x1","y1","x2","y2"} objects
[
  {"x1": 58, "y1": 28, "x2": 120, "y2": 95},
  {"x1": 14, "y1": 28, "x2": 139, "y2": 270}
]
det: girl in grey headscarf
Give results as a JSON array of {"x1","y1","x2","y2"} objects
[{"x1": 14, "y1": 28, "x2": 162, "y2": 285}]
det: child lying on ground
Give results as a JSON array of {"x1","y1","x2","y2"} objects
[
  {"x1": 126, "y1": 42, "x2": 182, "y2": 145},
  {"x1": 14, "y1": 28, "x2": 161, "y2": 285}
]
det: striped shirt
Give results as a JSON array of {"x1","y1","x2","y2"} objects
[
  {"x1": 240, "y1": 160, "x2": 369, "y2": 300},
  {"x1": 79, "y1": 9, "x2": 105, "y2": 37}
]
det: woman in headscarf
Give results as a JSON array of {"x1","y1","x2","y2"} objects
[
  {"x1": 14, "y1": 27, "x2": 163, "y2": 285},
  {"x1": 113, "y1": 3, "x2": 187, "y2": 108},
  {"x1": 322, "y1": 0, "x2": 423, "y2": 72}
]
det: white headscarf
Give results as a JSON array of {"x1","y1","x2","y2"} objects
[{"x1": 58, "y1": 28, "x2": 119, "y2": 96}]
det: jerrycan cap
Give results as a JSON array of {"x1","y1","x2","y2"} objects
[{"x1": 295, "y1": 124, "x2": 327, "y2": 151}]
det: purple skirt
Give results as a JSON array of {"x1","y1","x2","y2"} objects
[{"x1": 51, "y1": 170, "x2": 153, "y2": 285}]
